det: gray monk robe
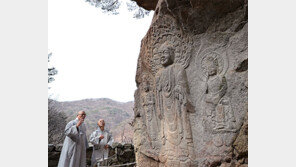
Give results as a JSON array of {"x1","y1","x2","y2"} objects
[
  {"x1": 89, "y1": 128, "x2": 114, "y2": 167},
  {"x1": 58, "y1": 118, "x2": 89, "y2": 167}
]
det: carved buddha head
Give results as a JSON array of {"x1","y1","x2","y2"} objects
[
  {"x1": 158, "y1": 42, "x2": 175, "y2": 67},
  {"x1": 205, "y1": 56, "x2": 219, "y2": 77}
]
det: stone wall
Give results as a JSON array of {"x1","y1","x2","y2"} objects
[
  {"x1": 48, "y1": 143, "x2": 135, "y2": 167},
  {"x1": 133, "y1": 0, "x2": 248, "y2": 166}
]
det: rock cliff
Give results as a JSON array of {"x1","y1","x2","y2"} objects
[{"x1": 133, "y1": 0, "x2": 248, "y2": 166}]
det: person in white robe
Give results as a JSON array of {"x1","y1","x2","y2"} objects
[
  {"x1": 58, "y1": 110, "x2": 89, "y2": 167},
  {"x1": 89, "y1": 119, "x2": 114, "y2": 167}
]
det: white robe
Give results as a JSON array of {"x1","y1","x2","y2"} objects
[
  {"x1": 58, "y1": 118, "x2": 88, "y2": 167},
  {"x1": 89, "y1": 128, "x2": 114, "y2": 167}
]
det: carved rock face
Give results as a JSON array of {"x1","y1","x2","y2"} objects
[
  {"x1": 158, "y1": 43, "x2": 175, "y2": 67},
  {"x1": 133, "y1": 0, "x2": 248, "y2": 166},
  {"x1": 160, "y1": 51, "x2": 172, "y2": 67},
  {"x1": 204, "y1": 56, "x2": 219, "y2": 77}
]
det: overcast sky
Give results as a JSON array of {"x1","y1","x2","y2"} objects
[{"x1": 48, "y1": 0, "x2": 154, "y2": 102}]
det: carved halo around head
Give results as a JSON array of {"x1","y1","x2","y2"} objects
[
  {"x1": 197, "y1": 50, "x2": 229, "y2": 82},
  {"x1": 150, "y1": 14, "x2": 192, "y2": 75}
]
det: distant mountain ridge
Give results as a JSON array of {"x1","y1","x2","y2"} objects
[{"x1": 54, "y1": 98, "x2": 134, "y2": 143}]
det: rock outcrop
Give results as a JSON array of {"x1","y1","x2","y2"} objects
[{"x1": 133, "y1": 0, "x2": 248, "y2": 166}]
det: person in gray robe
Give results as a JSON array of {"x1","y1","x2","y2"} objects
[
  {"x1": 89, "y1": 119, "x2": 114, "y2": 167},
  {"x1": 58, "y1": 110, "x2": 89, "y2": 167}
]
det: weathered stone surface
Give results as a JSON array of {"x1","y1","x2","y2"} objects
[
  {"x1": 97, "y1": 143, "x2": 136, "y2": 166},
  {"x1": 48, "y1": 143, "x2": 136, "y2": 167},
  {"x1": 133, "y1": 0, "x2": 248, "y2": 166},
  {"x1": 48, "y1": 144, "x2": 55, "y2": 152},
  {"x1": 48, "y1": 144, "x2": 94, "y2": 167},
  {"x1": 233, "y1": 112, "x2": 248, "y2": 159},
  {"x1": 48, "y1": 151, "x2": 61, "y2": 167},
  {"x1": 55, "y1": 144, "x2": 63, "y2": 152}
]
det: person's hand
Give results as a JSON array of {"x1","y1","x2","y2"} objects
[
  {"x1": 99, "y1": 135, "x2": 104, "y2": 140},
  {"x1": 76, "y1": 119, "x2": 84, "y2": 128},
  {"x1": 104, "y1": 145, "x2": 109, "y2": 150}
]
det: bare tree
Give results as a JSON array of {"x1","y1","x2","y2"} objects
[
  {"x1": 119, "y1": 122, "x2": 133, "y2": 143},
  {"x1": 48, "y1": 53, "x2": 58, "y2": 85}
]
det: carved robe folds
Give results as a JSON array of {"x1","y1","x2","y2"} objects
[{"x1": 156, "y1": 64, "x2": 195, "y2": 166}]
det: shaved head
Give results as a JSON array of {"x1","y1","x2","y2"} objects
[
  {"x1": 78, "y1": 110, "x2": 85, "y2": 115},
  {"x1": 97, "y1": 119, "x2": 105, "y2": 128},
  {"x1": 77, "y1": 110, "x2": 86, "y2": 120}
]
